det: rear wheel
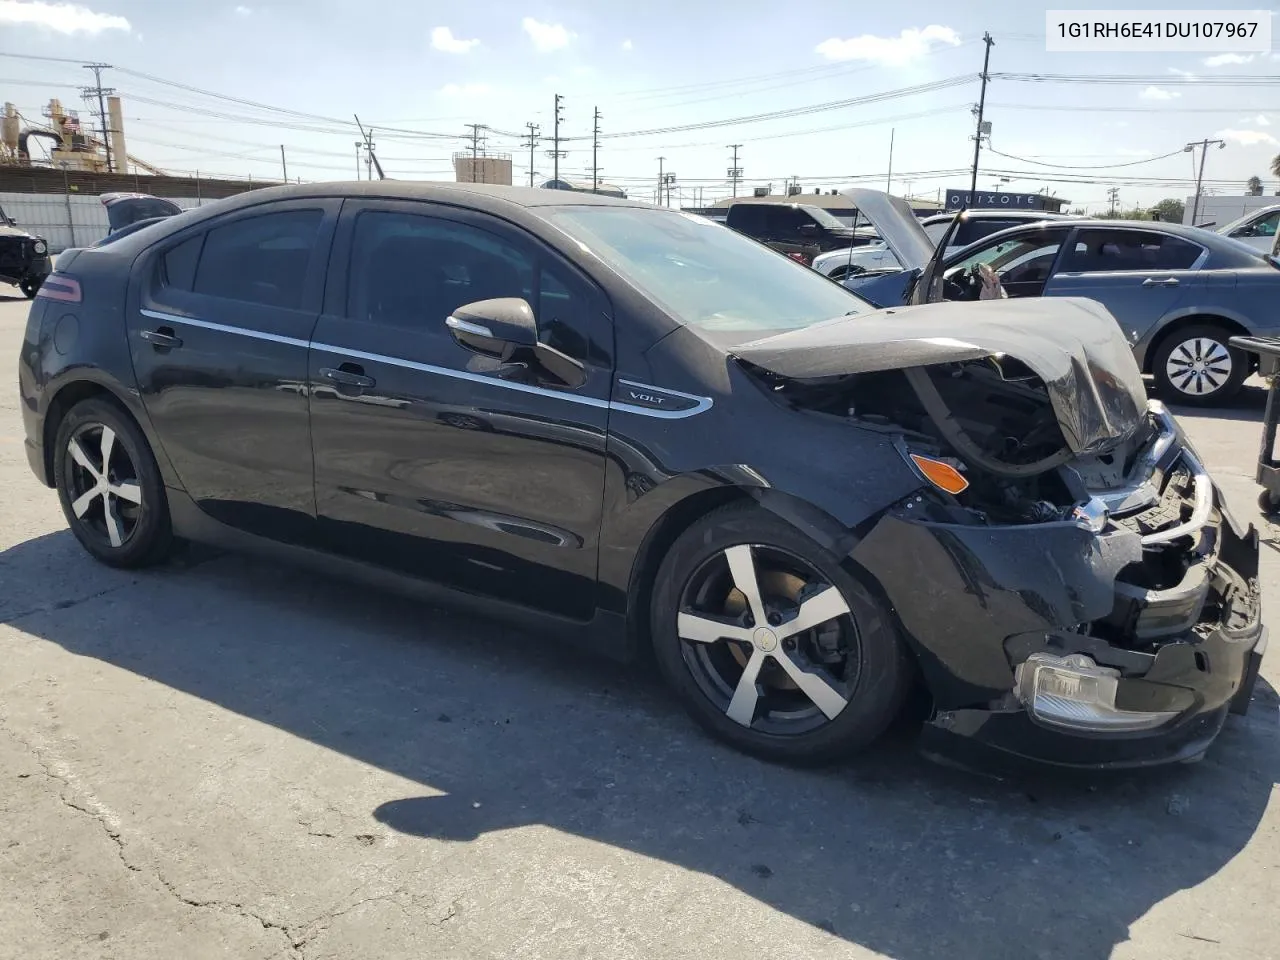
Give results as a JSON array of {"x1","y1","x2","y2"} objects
[
  {"x1": 52, "y1": 398, "x2": 174, "y2": 568},
  {"x1": 1153, "y1": 324, "x2": 1247, "y2": 406},
  {"x1": 650, "y1": 504, "x2": 909, "y2": 765}
]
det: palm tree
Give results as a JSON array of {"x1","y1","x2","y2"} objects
[
  {"x1": 1247, "y1": 175, "x2": 1263, "y2": 196},
  {"x1": 1272, "y1": 153, "x2": 1280, "y2": 180}
]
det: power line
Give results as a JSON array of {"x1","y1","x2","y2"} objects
[
  {"x1": 562, "y1": 75, "x2": 976, "y2": 141},
  {"x1": 986, "y1": 145, "x2": 1188, "y2": 170}
]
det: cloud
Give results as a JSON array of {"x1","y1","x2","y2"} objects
[
  {"x1": 0, "y1": 0, "x2": 130, "y2": 33},
  {"x1": 438, "y1": 82, "x2": 491, "y2": 98},
  {"x1": 1167, "y1": 67, "x2": 1197, "y2": 80},
  {"x1": 431, "y1": 25, "x2": 479, "y2": 54},
  {"x1": 621, "y1": 38, "x2": 632, "y2": 51},
  {"x1": 234, "y1": 4, "x2": 251, "y2": 14},
  {"x1": 1139, "y1": 85, "x2": 1180, "y2": 101},
  {"x1": 522, "y1": 17, "x2": 574, "y2": 52},
  {"x1": 1204, "y1": 53, "x2": 1254, "y2": 67},
  {"x1": 815, "y1": 25, "x2": 961, "y2": 66},
  {"x1": 1217, "y1": 128, "x2": 1278, "y2": 146},
  {"x1": 1240, "y1": 114, "x2": 1272, "y2": 127}
]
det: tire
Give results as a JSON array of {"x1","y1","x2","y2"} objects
[
  {"x1": 1153, "y1": 324, "x2": 1248, "y2": 406},
  {"x1": 19, "y1": 277, "x2": 39, "y2": 299},
  {"x1": 650, "y1": 503, "x2": 909, "y2": 765},
  {"x1": 52, "y1": 397, "x2": 174, "y2": 568}
]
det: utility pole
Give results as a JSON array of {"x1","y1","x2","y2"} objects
[
  {"x1": 664, "y1": 171, "x2": 676, "y2": 207},
  {"x1": 886, "y1": 128, "x2": 895, "y2": 193},
  {"x1": 280, "y1": 145, "x2": 287, "y2": 183},
  {"x1": 1185, "y1": 138, "x2": 1226, "y2": 226},
  {"x1": 550, "y1": 94, "x2": 565, "y2": 184},
  {"x1": 464, "y1": 123, "x2": 487, "y2": 182},
  {"x1": 967, "y1": 32, "x2": 994, "y2": 208},
  {"x1": 727, "y1": 144, "x2": 742, "y2": 198},
  {"x1": 1107, "y1": 187, "x2": 1120, "y2": 216},
  {"x1": 81, "y1": 62, "x2": 114, "y2": 173},
  {"x1": 591, "y1": 106, "x2": 601, "y2": 193},
  {"x1": 354, "y1": 141, "x2": 362, "y2": 180},
  {"x1": 656, "y1": 156, "x2": 665, "y2": 206},
  {"x1": 522, "y1": 123, "x2": 540, "y2": 187}
]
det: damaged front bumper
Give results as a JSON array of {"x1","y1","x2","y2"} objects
[{"x1": 853, "y1": 403, "x2": 1266, "y2": 769}]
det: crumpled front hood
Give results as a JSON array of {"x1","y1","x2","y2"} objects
[{"x1": 731, "y1": 296, "x2": 1149, "y2": 454}]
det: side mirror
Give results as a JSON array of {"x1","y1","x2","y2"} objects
[
  {"x1": 445, "y1": 296, "x2": 586, "y2": 389},
  {"x1": 446, "y1": 297, "x2": 537, "y2": 359}
]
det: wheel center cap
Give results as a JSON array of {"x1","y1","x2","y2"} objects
[{"x1": 752, "y1": 627, "x2": 778, "y2": 652}]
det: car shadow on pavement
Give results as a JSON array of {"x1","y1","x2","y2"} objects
[
  {"x1": 3, "y1": 529, "x2": 1277, "y2": 960},
  {"x1": 1167, "y1": 383, "x2": 1268, "y2": 424}
]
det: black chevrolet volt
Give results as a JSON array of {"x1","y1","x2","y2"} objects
[{"x1": 16, "y1": 182, "x2": 1266, "y2": 768}]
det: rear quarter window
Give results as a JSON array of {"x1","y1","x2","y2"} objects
[{"x1": 161, "y1": 234, "x2": 204, "y2": 291}]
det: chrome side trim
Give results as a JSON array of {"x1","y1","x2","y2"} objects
[
  {"x1": 140, "y1": 308, "x2": 715, "y2": 420},
  {"x1": 140, "y1": 309, "x2": 311, "y2": 349},
  {"x1": 445, "y1": 315, "x2": 494, "y2": 338}
]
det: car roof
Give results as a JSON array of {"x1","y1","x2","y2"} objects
[
  {"x1": 920, "y1": 210, "x2": 1075, "y2": 224},
  {"x1": 197, "y1": 180, "x2": 650, "y2": 216}
]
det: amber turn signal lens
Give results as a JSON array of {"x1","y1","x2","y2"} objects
[{"x1": 909, "y1": 454, "x2": 969, "y2": 495}]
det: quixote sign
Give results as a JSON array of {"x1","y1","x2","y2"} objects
[{"x1": 945, "y1": 189, "x2": 1048, "y2": 211}]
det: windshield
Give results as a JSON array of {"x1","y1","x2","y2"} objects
[
  {"x1": 806, "y1": 206, "x2": 848, "y2": 231},
  {"x1": 544, "y1": 206, "x2": 874, "y2": 334},
  {"x1": 1217, "y1": 209, "x2": 1277, "y2": 235}
]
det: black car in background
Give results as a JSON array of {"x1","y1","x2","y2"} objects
[
  {"x1": 17, "y1": 183, "x2": 1264, "y2": 769},
  {"x1": 723, "y1": 200, "x2": 867, "y2": 265},
  {"x1": 0, "y1": 202, "x2": 51, "y2": 298}
]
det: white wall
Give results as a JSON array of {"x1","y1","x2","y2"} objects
[
  {"x1": 1183, "y1": 194, "x2": 1280, "y2": 227},
  {"x1": 0, "y1": 192, "x2": 208, "y2": 253}
]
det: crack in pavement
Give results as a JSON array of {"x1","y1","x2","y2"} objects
[
  {"x1": 2, "y1": 714, "x2": 461, "y2": 957},
  {"x1": 0, "y1": 579, "x2": 141, "y2": 627}
]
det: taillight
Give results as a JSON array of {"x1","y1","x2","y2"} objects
[{"x1": 35, "y1": 274, "x2": 81, "y2": 303}]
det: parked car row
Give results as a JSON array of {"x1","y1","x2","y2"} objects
[
  {"x1": 18, "y1": 182, "x2": 1265, "y2": 771},
  {"x1": 815, "y1": 190, "x2": 1280, "y2": 406},
  {"x1": 812, "y1": 209, "x2": 1080, "y2": 280}
]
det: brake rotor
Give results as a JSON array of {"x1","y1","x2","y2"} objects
[{"x1": 723, "y1": 570, "x2": 806, "y2": 690}]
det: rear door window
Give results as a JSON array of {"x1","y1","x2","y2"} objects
[
  {"x1": 193, "y1": 210, "x2": 325, "y2": 308},
  {"x1": 1061, "y1": 229, "x2": 1205, "y2": 273}
]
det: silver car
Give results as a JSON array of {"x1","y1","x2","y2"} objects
[
  {"x1": 842, "y1": 189, "x2": 1280, "y2": 406},
  {"x1": 1216, "y1": 204, "x2": 1280, "y2": 255}
]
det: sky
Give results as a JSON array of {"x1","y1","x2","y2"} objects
[{"x1": 0, "y1": 0, "x2": 1277, "y2": 213}]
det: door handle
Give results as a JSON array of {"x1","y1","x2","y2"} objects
[
  {"x1": 318, "y1": 365, "x2": 375, "y2": 389},
  {"x1": 1142, "y1": 277, "x2": 1180, "y2": 287},
  {"x1": 139, "y1": 327, "x2": 183, "y2": 349}
]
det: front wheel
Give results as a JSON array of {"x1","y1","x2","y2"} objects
[
  {"x1": 1153, "y1": 325, "x2": 1248, "y2": 406},
  {"x1": 53, "y1": 398, "x2": 174, "y2": 568},
  {"x1": 650, "y1": 504, "x2": 909, "y2": 765}
]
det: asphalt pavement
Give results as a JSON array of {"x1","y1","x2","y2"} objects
[{"x1": 1, "y1": 294, "x2": 1277, "y2": 960}]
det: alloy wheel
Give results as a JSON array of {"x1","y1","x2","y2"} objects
[
  {"x1": 1164, "y1": 336, "x2": 1233, "y2": 397},
  {"x1": 63, "y1": 423, "x2": 143, "y2": 549},
  {"x1": 676, "y1": 543, "x2": 858, "y2": 735}
]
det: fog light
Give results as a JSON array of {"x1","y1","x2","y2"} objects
[{"x1": 1014, "y1": 653, "x2": 1179, "y2": 733}]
